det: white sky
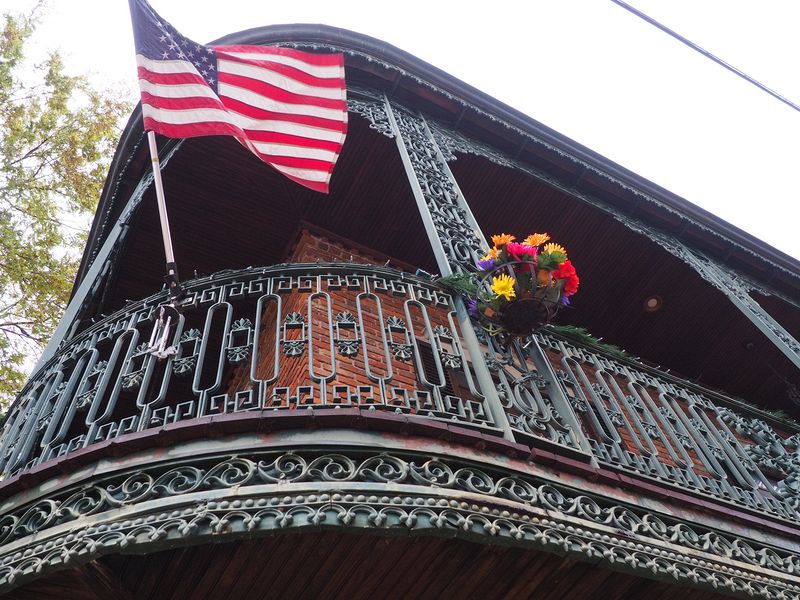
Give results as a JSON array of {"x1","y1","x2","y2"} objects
[{"x1": 8, "y1": 0, "x2": 800, "y2": 261}]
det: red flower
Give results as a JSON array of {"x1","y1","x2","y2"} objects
[{"x1": 552, "y1": 260, "x2": 579, "y2": 296}]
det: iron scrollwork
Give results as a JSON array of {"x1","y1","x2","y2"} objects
[
  {"x1": 385, "y1": 100, "x2": 486, "y2": 275},
  {"x1": 347, "y1": 90, "x2": 394, "y2": 139},
  {"x1": 1, "y1": 449, "x2": 798, "y2": 597},
  {"x1": 539, "y1": 330, "x2": 800, "y2": 522}
]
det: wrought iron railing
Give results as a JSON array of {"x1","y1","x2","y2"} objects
[
  {"x1": 0, "y1": 264, "x2": 499, "y2": 476},
  {"x1": 527, "y1": 333, "x2": 800, "y2": 521},
  {"x1": 1, "y1": 264, "x2": 798, "y2": 523}
]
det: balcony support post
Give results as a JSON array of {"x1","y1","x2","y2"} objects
[{"x1": 383, "y1": 97, "x2": 515, "y2": 441}]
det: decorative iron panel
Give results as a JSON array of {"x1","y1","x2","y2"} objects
[{"x1": 4, "y1": 264, "x2": 798, "y2": 524}]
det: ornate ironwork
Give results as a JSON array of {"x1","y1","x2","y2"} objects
[
  {"x1": 385, "y1": 99, "x2": 486, "y2": 275},
  {"x1": 1, "y1": 448, "x2": 798, "y2": 597},
  {"x1": 488, "y1": 335, "x2": 581, "y2": 449},
  {"x1": 536, "y1": 330, "x2": 800, "y2": 522},
  {"x1": 347, "y1": 90, "x2": 394, "y2": 139},
  {"x1": 334, "y1": 311, "x2": 361, "y2": 356}
]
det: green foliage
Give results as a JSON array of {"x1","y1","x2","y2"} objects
[
  {"x1": 437, "y1": 272, "x2": 479, "y2": 297},
  {"x1": 0, "y1": 6, "x2": 132, "y2": 407},
  {"x1": 547, "y1": 324, "x2": 628, "y2": 358},
  {"x1": 536, "y1": 252, "x2": 558, "y2": 270}
]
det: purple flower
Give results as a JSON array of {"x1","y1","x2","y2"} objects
[
  {"x1": 477, "y1": 258, "x2": 495, "y2": 271},
  {"x1": 467, "y1": 298, "x2": 479, "y2": 316},
  {"x1": 559, "y1": 295, "x2": 571, "y2": 306}
]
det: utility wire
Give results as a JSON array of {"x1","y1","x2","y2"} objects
[{"x1": 610, "y1": 0, "x2": 800, "y2": 113}]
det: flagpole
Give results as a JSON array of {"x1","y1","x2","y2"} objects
[{"x1": 146, "y1": 130, "x2": 183, "y2": 303}]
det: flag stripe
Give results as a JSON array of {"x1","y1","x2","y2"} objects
[
  {"x1": 236, "y1": 115, "x2": 346, "y2": 143},
  {"x1": 215, "y1": 45, "x2": 344, "y2": 77},
  {"x1": 244, "y1": 130, "x2": 344, "y2": 153},
  {"x1": 142, "y1": 101, "x2": 346, "y2": 144},
  {"x1": 139, "y1": 78, "x2": 220, "y2": 101},
  {"x1": 138, "y1": 66, "x2": 208, "y2": 87},
  {"x1": 250, "y1": 142, "x2": 338, "y2": 162},
  {"x1": 260, "y1": 154, "x2": 335, "y2": 173},
  {"x1": 136, "y1": 55, "x2": 205, "y2": 74},
  {"x1": 215, "y1": 44, "x2": 345, "y2": 66},
  {"x1": 143, "y1": 105, "x2": 242, "y2": 131},
  {"x1": 218, "y1": 54, "x2": 345, "y2": 92},
  {"x1": 141, "y1": 91, "x2": 223, "y2": 111},
  {"x1": 219, "y1": 95, "x2": 347, "y2": 133},
  {"x1": 269, "y1": 162, "x2": 332, "y2": 182},
  {"x1": 142, "y1": 115, "x2": 243, "y2": 140}
]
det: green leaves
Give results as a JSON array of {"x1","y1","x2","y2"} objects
[
  {"x1": 0, "y1": 8, "x2": 132, "y2": 407},
  {"x1": 535, "y1": 252, "x2": 556, "y2": 271},
  {"x1": 437, "y1": 272, "x2": 479, "y2": 297}
]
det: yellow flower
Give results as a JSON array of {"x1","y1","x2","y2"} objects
[
  {"x1": 481, "y1": 247, "x2": 499, "y2": 261},
  {"x1": 491, "y1": 233, "x2": 516, "y2": 247},
  {"x1": 523, "y1": 233, "x2": 550, "y2": 247},
  {"x1": 543, "y1": 242, "x2": 567, "y2": 258},
  {"x1": 491, "y1": 273, "x2": 517, "y2": 301}
]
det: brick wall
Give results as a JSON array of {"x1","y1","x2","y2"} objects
[{"x1": 226, "y1": 229, "x2": 458, "y2": 408}]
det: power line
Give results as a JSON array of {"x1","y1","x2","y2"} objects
[{"x1": 610, "y1": 0, "x2": 800, "y2": 113}]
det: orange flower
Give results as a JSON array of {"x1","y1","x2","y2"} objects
[
  {"x1": 491, "y1": 233, "x2": 516, "y2": 247},
  {"x1": 537, "y1": 269, "x2": 551, "y2": 287},
  {"x1": 482, "y1": 247, "x2": 499, "y2": 260},
  {"x1": 543, "y1": 242, "x2": 567, "y2": 259},
  {"x1": 523, "y1": 233, "x2": 550, "y2": 247}
]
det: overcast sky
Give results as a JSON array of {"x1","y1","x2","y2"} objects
[{"x1": 9, "y1": 0, "x2": 800, "y2": 261}]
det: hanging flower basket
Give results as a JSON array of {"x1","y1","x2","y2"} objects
[{"x1": 444, "y1": 232, "x2": 580, "y2": 338}]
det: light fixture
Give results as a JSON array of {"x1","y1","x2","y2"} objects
[{"x1": 643, "y1": 295, "x2": 663, "y2": 313}]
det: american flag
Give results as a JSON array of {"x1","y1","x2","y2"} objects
[{"x1": 129, "y1": 0, "x2": 348, "y2": 193}]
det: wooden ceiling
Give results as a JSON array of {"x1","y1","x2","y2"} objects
[{"x1": 4, "y1": 532, "x2": 731, "y2": 600}]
